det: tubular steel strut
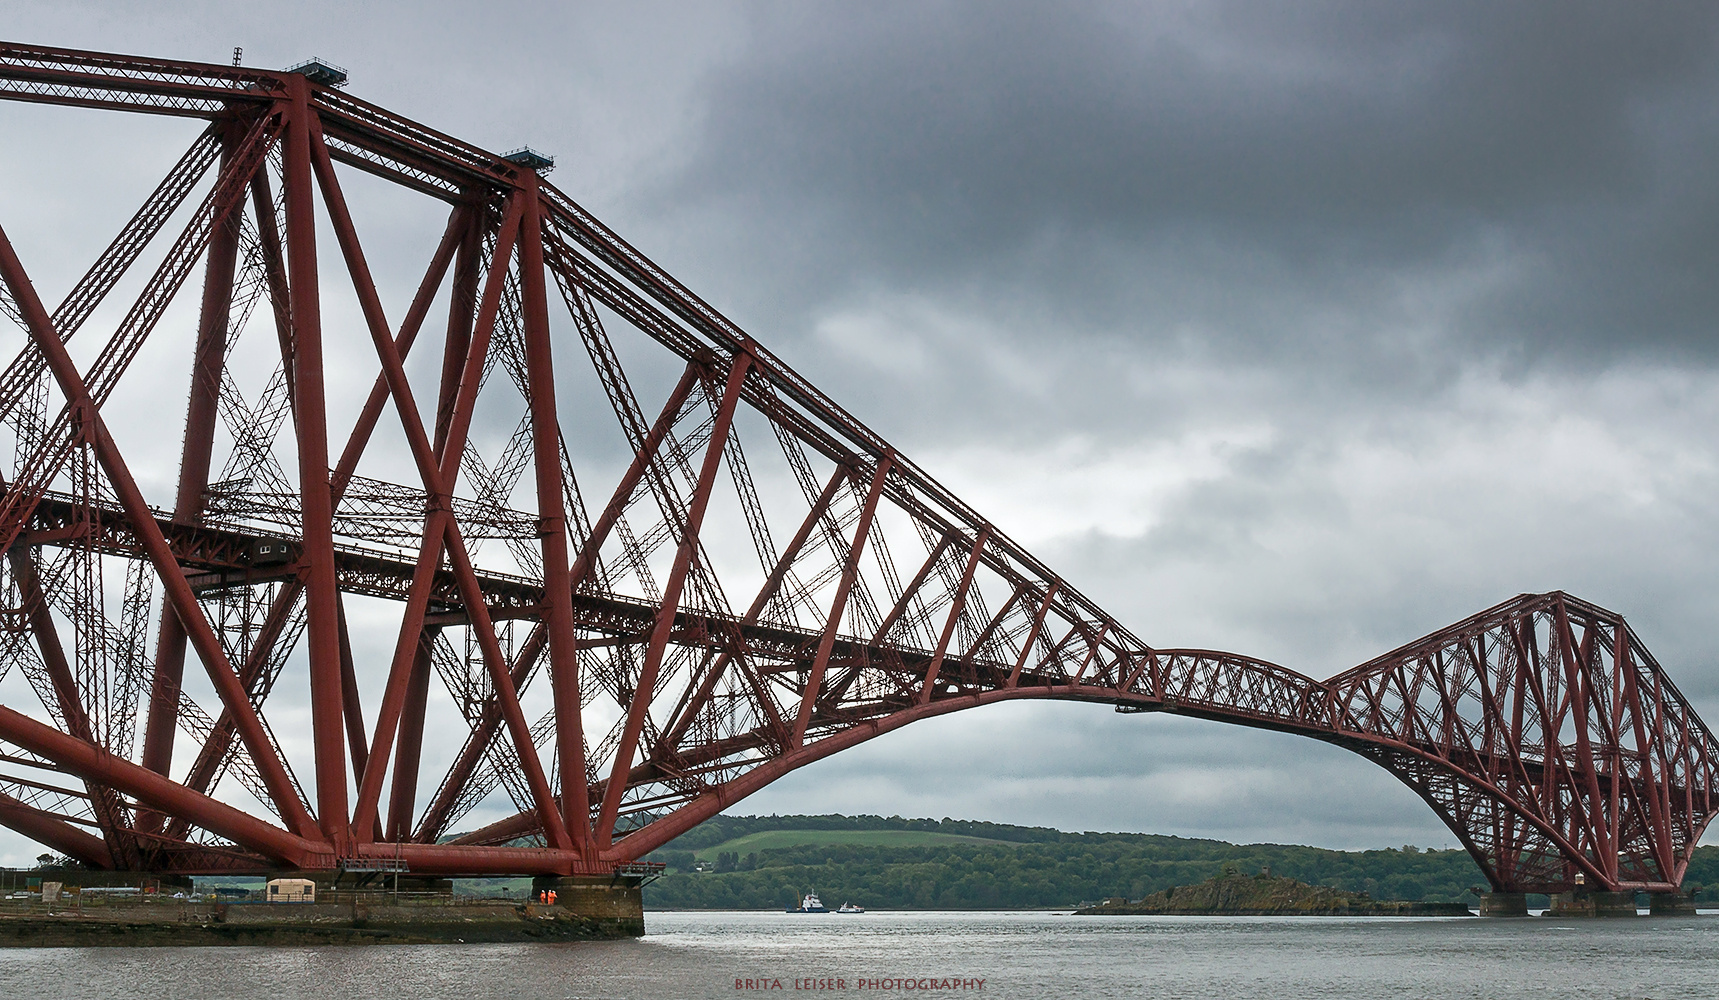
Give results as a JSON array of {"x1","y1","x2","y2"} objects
[{"x1": 0, "y1": 41, "x2": 1712, "y2": 891}]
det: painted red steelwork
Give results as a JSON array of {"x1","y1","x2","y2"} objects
[{"x1": 0, "y1": 42, "x2": 1713, "y2": 893}]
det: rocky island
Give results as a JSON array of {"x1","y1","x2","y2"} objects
[{"x1": 1074, "y1": 870, "x2": 1473, "y2": 917}]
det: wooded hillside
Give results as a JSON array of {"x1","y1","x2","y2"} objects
[{"x1": 641, "y1": 814, "x2": 1719, "y2": 910}]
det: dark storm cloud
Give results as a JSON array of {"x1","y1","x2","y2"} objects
[{"x1": 652, "y1": 1, "x2": 1719, "y2": 363}]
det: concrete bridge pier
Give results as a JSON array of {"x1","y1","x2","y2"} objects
[
  {"x1": 531, "y1": 875, "x2": 646, "y2": 936},
  {"x1": 278, "y1": 871, "x2": 455, "y2": 895},
  {"x1": 1478, "y1": 892, "x2": 1528, "y2": 916},
  {"x1": 1648, "y1": 891, "x2": 1698, "y2": 916},
  {"x1": 1547, "y1": 890, "x2": 1638, "y2": 917}
]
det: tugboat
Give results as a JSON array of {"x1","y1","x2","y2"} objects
[
  {"x1": 837, "y1": 902, "x2": 866, "y2": 913},
  {"x1": 786, "y1": 891, "x2": 829, "y2": 913}
]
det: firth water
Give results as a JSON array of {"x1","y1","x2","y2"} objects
[{"x1": 4, "y1": 909, "x2": 1716, "y2": 999}]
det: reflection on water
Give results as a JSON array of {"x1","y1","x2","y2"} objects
[{"x1": 6, "y1": 909, "x2": 1718, "y2": 1000}]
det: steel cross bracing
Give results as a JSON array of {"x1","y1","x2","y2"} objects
[{"x1": 0, "y1": 41, "x2": 1713, "y2": 892}]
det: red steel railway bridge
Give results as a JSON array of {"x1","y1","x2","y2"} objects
[{"x1": 0, "y1": 43, "x2": 1713, "y2": 905}]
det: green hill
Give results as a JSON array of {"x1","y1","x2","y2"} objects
[
  {"x1": 642, "y1": 814, "x2": 1490, "y2": 910},
  {"x1": 641, "y1": 814, "x2": 1719, "y2": 911},
  {"x1": 1075, "y1": 872, "x2": 1472, "y2": 916},
  {"x1": 689, "y1": 828, "x2": 1010, "y2": 860}
]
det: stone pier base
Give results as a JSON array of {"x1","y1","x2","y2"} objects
[
  {"x1": 275, "y1": 871, "x2": 455, "y2": 895},
  {"x1": 1478, "y1": 893, "x2": 1528, "y2": 917},
  {"x1": 1648, "y1": 891, "x2": 1698, "y2": 917},
  {"x1": 0, "y1": 898, "x2": 625, "y2": 946},
  {"x1": 531, "y1": 875, "x2": 645, "y2": 937},
  {"x1": 1547, "y1": 890, "x2": 1638, "y2": 917}
]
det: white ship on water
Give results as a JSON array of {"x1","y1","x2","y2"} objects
[
  {"x1": 837, "y1": 902, "x2": 865, "y2": 913},
  {"x1": 786, "y1": 892, "x2": 828, "y2": 913}
]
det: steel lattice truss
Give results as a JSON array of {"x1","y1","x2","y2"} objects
[{"x1": 0, "y1": 42, "x2": 1713, "y2": 891}]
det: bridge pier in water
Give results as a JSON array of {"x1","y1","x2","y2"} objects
[
  {"x1": 1649, "y1": 891, "x2": 1699, "y2": 917},
  {"x1": 1481, "y1": 890, "x2": 1700, "y2": 917},
  {"x1": 530, "y1": 875, "x2": 646, "y2": 936},
  {"x1": 1546, "y1": 891, "x2": 1640, "y2": 918},
  {"x1": 274, "y1": 870, "x2": 647, "y2": 936},
  {"x1": 278, "y1": 871, "x2": 456, "y2": 895},
  {"x1": 1478, "y1": 893, "x2": 1529, "y2": 917}
]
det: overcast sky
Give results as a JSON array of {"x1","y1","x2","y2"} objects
[{"x1": 3, "y1": 1, "x2": 1719, "y2": 861}]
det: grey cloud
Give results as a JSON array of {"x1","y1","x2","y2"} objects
[{"x1": 644, "y1": 1, "x2": 1719, "y2": 364}]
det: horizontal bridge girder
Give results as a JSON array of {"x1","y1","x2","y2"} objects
[
  {"x1": 0, "y1": 41, "x2": 1712, "y2": 893},
  {"x1": 6, "y1": 490, "x2": 1049, "y2": 681}
]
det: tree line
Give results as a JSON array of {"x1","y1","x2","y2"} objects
[
  {"x1": 643, "y1": 814, "x2": 1719, "y2": 910},
  {"x1": 643, "y1": 814, "x2": 1476, "y2": 909}
]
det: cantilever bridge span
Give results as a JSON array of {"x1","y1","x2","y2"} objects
[{"x1": 0, "y1": 43, "x2": 1711, "y2": 897}]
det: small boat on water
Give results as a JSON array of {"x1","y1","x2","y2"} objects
[
  {"x1": 787, "y1": 891, "x2": 828, "y2": 913},
  {"x1": 837, "y1": 902, "x2": 865, "y2": 914}
]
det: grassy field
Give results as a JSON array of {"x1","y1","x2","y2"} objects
[{"x1": 692, "y1": 828, "x2": 1012, "y2": 859}]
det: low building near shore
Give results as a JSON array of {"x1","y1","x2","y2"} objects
[{"x1": 265, "y1": 879, "x2": 316, "y2": 903}]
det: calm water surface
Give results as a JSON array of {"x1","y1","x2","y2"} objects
[{"x1": 4, "y1": 909, "x2": 1717, "y2": 999}]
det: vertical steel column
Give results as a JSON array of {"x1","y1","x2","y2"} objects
[
  {"x1": 1553, "y1": 601, "x2": 1613, "y2": 881},
  {"x1": 335, "y1": 594, "x2": 369, "y2": 782},
  {"x1": 386, "y1": 631, "x2": 437, "y2": 841},
  {"x1": 138, "y1": 120, "x2": 246, "y2": 808},
  {"x1": 1619, "y1": 633, "x2": 1674, "y2": 878},
  {"x1": 283, "y1": 76, "x2": 349, "y2": 852},
  {"x1": 309, "y1": 139, "x2": 569, "y2": 851},
  {"x1": 436, "y1": 193, "x2": 524, "y2": 478},
  {"x1": 165, "y1": 181, "x2": 460, "y2": 818},
  {"x1": 336, "y1": 595, "x2": 384, "y2": 841},
  {"x1": 346, "y1": 196, "x2": 522, "y2": 839},
  {"x1": 518, "y1": 173, "x2": 591, "y2": 854},
  {"x1": 1504, "y1": 614, "x2": 1534, "y2": 883},
  {"x1": 386, "y1": 204, "x2": 479, "y2": 840}
]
